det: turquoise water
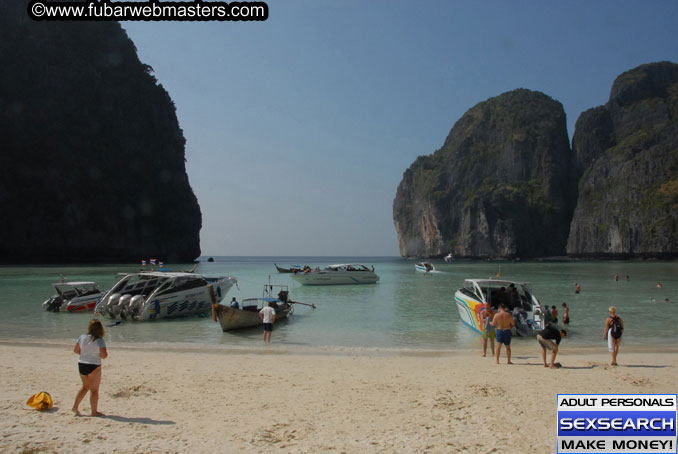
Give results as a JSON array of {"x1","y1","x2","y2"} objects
[{"x1": 0, "y1": 257, "x2": 676, "y2": 351}]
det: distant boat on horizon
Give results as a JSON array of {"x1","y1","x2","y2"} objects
[{"x1": 290, "y1": 264, "x2": 379, "y2": 285}]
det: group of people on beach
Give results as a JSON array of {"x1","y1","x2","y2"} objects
[
  {"x1": 69, "y1": 276, "x2": 633, "y2": 416},
  {"x1": 479, "y1": 302, "x2": 624, "y2": 369}
]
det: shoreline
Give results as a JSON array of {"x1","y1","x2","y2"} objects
[
  {"x1": 1, "y1": 343, "x2": 676, "y2": 453},
  {"x1": 2, "y1": 338, "x2": 678, "y2": 357}
]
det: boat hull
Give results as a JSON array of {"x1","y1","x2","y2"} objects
[
  {"x1": 453, "y1": 279, "x2": 545, "y2": 336},
  {"x1": 137, "y1": 287, "x2": 217, "y2": 320},
  {"x1": 290, "y1": 272, "x2": 379, "y2": 285},
  {"x1": 43, "y1": 293, "x2": 104, "y2": 313},
  {"x1": 275, "y1": 264, "x2": 303, "y2": 273},
  {"x1": 214, "y1": 304, "x2": 292, "y2": 331},
  {"x1": 65, "y1": 294, "x2": 103, "y2": 313},
  {"x1": 454, "y1": 291, "x2": 484, "y2": 333},
  {"x1": 96, "y1": 275, "x2": 235, "y2": 321}
]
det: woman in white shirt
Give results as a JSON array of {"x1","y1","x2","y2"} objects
[{"x1": 72, "y1": 319, "x2": 108, "y2": 416}]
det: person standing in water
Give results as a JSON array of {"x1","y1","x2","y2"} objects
[
  {"x1": 562, "y1": 302, "x2": 570, "y2": 326},
  {"x1": 551, "y1": 305, "x2": 559, "y2": 325},
  {"x1": 259, "y1": 301, "x2": 277, "y2": 342},
  {"x1": 544, "y1": 305, "x2": 553, "y2": 325},
  {"x1": 72, "y1": 319, "x2": 108, "y2": 416}
]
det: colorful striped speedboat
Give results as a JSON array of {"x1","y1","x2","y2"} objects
[{"x1": 454, "y1": 279, "x2": 546, "y2": 336}]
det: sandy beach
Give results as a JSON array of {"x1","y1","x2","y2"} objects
[{"x1": 1, "y1": 342, "x2": 676, "y2": 454}]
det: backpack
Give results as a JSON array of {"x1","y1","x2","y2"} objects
[
  {"x1": 610, "y1": 316, "x2": 623, "y2": 339},
  {"x1": 26, "y1": 391, "x2": 53, "y2": 411}
]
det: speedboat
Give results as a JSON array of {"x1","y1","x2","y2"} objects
[
  {"x1": 213, "y1": 285, "x2": 299, "y2": 331},
  {"x1": 42, "y1": 282, "x2": 104, "y2": 313},
  {"x1": 95, "y1": 271, "x2": 236, "y2": 321},
  {"x1": 444, "y1": 253, "x2": 453, "y2": 262},
  {"x1": 290, "y1": 264, "x2": 379, "y2": 285},
  {"x1": 454, "y1": 279, "x2": 546, "y2": 336},
  {"x1": 415, "y1": 262, "x2": 435, "y2": 272}
]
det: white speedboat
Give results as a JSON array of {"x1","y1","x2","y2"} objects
[
  {"x1": 95, "y1": 271, "x2": 236, "y2": 320},
  {"x1": 454, "y1": 279, "x2": 546, "y2": 336},
  {"x1": 42, "y1": 282, "x2": 104, "y2": 313},
  {"x1": 415, "y1": 262, "x2": 435, "y2": 272},
  {"x1": 444, "y1": 253, "x2": 453, "y2": 262},
  {"x1": 290, "y1": 264, "x2": 379, "y2": 285}
]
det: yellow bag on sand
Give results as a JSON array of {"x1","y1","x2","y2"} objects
[{"x1": 26, "y1": 392, "x2": 53, "y2": 411}]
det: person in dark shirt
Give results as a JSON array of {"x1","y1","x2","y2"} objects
[
  {"x1": 537, "y1": 325, "x2": 567, "y2": 369},
  {"x1": 492, "y1": 287, "x2": 508, "y2": 309},
  {"x1": 507, "y1": 284, "x2": 520, "y2": 310}
]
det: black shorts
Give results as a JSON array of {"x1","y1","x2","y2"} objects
[
  {"x1": 263, "y1": 323, "x2": 273, "y2": 332},
  {"x1": 78, "y1": 362, "x2": 101, "y2": 376}
]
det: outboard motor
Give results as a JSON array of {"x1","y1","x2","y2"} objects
[
  {"x1": 118, "y1": 295, "x2": 131, "y2": 313},
  {"x1": 129, "y1": 295, "x2": 144, "y2": 319},
  {"x1": 278, "y1": 290, "x2": 289, "y2": 303},
  {"x1": 42, "y1": 296, "x2": 63, "y2": 312},
  {"x1": 104, "y1": 293, "x2": 121, "y2": 318},
  {"x1": 116, "y1": 294, "x2": 131, "y2": 320}
]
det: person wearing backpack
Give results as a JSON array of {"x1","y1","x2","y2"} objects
[{"x1": 604, "y1": 306, "x2": 624, "y2": 366}]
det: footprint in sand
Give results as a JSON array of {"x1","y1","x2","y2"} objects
[
  {"x1": 629, "y1": 377, "x2": 652, "y2": 386},
  {"x1": 470, "y1": 384, "x2": 506, "y2": 397},
  {"x1": 433, "y1": 392, "x2": 469, "y2": 411},
  {"x1": 111, "y1": 385, "x2": 157, "y2": 398}
]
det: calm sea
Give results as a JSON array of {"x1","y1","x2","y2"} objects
[{"x1": 0, "y1": 257, "x2": 676, "y2": 352}]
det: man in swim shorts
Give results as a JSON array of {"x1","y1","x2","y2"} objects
[{"x1": 491, "y1": 304, "x2": 515, "y2": 364}]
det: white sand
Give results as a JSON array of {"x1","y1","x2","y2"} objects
[{"x1": 1, "y1": 342, "x2": 676, "y2": 453}]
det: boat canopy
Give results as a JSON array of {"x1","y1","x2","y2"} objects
[
  {"x1": 53, "y1": 281, "x2": 98, "y2": 288},
  {"x1": 461, "y1": 279, "x2": 535, "y2": 310},
  {"x1": 53, "y1": 282, "x2": 100, "y2": 295},
  {"x1": 324, "y1": 264, "x2": 371, "y2": 271}
]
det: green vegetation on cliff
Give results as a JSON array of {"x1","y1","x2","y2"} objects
[
  {"x1": 393, "y1": 89, "x2": 574, "y2": 258},
  {"x1": 567, "y1": 61, "x2": 678, "y2": 257}
]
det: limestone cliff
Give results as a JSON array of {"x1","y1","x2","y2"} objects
[
  {"x1": 567, "y1": 62, "x2": 678, "y2": 257},
  {"x1": 393, "y1": 89, "x2": 575, "y2": 258},
  {"x1": 0, "y1": 0, "x2": 201, "y2": 262}
]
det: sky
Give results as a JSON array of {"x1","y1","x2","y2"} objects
[{"x1": 121, "y1": 0, "x2": 678, "y2": 257}]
